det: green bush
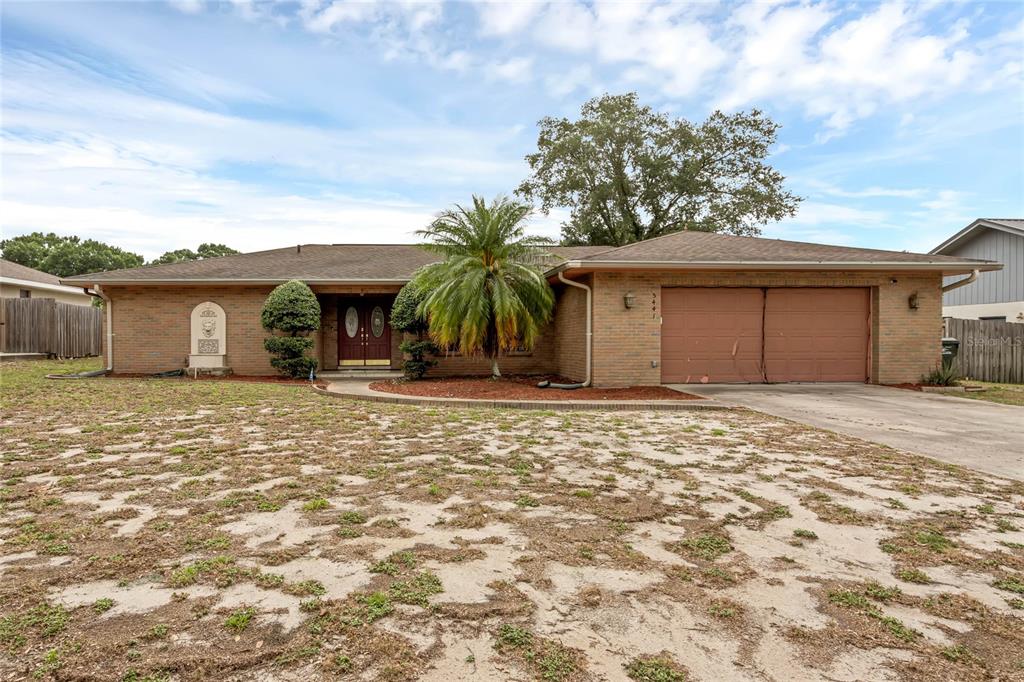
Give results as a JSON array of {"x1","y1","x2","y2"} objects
[
  {"x1": 921, "y1": 364, "x2": 959, "y2": 387},
  {"x1": 390, "y1": 280, "x2": 428, "y2": 334},
  {"x1": 264, "y1": 336, "x2": 313, "y2": 356},
  {"x1": 398, "y1": 339, "x2": 438, "y2": 380},
  {"x1": 261, "y1": 280, "x2": 320, "y2": 378},
  {"x1": 261, "y1": 280, "x2": 320, "y2": 333},
  {"x1": 393, "y1": 280, "x2": 437, "y2": 380}
]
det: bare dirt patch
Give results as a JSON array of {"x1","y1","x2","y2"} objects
[
  {"x1": 369, "y1": 375, "x2": 699, "y2": 401},
  {"x1": 1, "y1": 359, "x2": 1022, "y2": 681}
]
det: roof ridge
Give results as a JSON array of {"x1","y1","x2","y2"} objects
[
  {"x1": 67, "y1": 244, "x2": 298, "y2": 281},
  {"x1": 570, "y1": 244, "x2": 625, "y2": 260},
  {"x1": 576, "y1": 229, "x2": 705, "y2": 259},
  {"x1": 577, "y1": 227, "x2": 939, "y2": 259}
]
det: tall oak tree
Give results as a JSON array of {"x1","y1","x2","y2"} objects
[{"x1": 517, "y1": 93, "x2": 801, "y2": 246}]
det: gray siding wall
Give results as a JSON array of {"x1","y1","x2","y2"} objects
[{"x1": 942, "y1": 229, "x2": 1024, "y2": 305}]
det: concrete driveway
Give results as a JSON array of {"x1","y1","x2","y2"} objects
[{"x1": 677, "y1": 383, "x2": 1024, "y2": 480}]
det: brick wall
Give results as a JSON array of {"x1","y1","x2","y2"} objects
[
  {"x1": 427, "y1": 317, "x2": 558, "y2": 377},
  {"x1": 552, "y1": 278, "x2": 590, "y2": 382},
  {"x1": 104, "y1": 271, "x2": 943, "y2": 385},
  {"x1": 104, "y1": 285, "x2": 385, "y2": 375},
  {"x1": 105, "y1": 285, "x2": 276, "y2": 374},
  {"x1": 873, "y1": 274, "x2": 944, "y2": 384},
  {"x1": 588, "y1": 270, "x2": 943, "y2": 387}
]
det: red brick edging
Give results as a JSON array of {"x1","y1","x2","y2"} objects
[{"x1": 311, "y1": 383, "x2": 728, "y2": 412}]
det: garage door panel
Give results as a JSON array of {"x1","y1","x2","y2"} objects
[
  {"x1": 763, "y1": 288, "x2": 868, "y2": 383},
  {"x1": 660, "y1": 288, "x2": 764, "y2": 383}
]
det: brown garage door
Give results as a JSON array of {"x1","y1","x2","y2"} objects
[
  {"x1": 661, "y1": 288, "x2": 766, "y2": 383},
  {"x1": 661, "y1": 287, "x2": 869, "y2": 384},
  {"x1": 764, "y1": 288, "x2": 868, "y2": 382}
]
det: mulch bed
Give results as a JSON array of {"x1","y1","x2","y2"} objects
[
  {"x1": 368, "y1": 375, "x2": 701, "y2": 401},
  {"x1": 885, "y1": 383, "x2": 975, "y2": 392}
]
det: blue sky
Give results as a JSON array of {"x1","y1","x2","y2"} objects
[{"x1": 2, "y1": 0, "x2": 1022, "y2": 261}]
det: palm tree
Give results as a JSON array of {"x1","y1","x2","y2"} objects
[{"x1": 412, "y1": 195, "x2": 555, "y2": 378}]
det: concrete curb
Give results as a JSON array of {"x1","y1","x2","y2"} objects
[
  {"x1": 312, "y1": 382, "x2": 729, "y2": 412},
  {"x1": 919, "y1": 385, "x2": 966, "y2": 393}
]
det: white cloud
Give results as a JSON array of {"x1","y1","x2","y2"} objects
[
  {"x1": 300, "y1": 0, "x2": 443, "y2": 33},
  {"x1": 921, "y1": 189, "x2": 968, "y2": 212},
  {"x1": 527, "y1": 207, "x2": 571, "y2": 242},
  {"x1": 168, "y1": 0, "x2": 203, "y2": 14},
  {"x1": 804, "y1": 181, "x2": 928, "y2": 199},
  {"x1": 467, "y1": 1, "x2": 1015, "y2": 135},
  {"x1": 1, "y1": 136, "x2": 440, "y2": 260},
  {"x1": 0, "y1": 44, "x2": 536, "y2": 258},
  {"x1": 544, "y1": 64, "x2": 592, "y2": 98},
  {"x1": 490, "y1": 56, "x2": 532, "y2": 83},
  {"x1": 494, "y1": 1, "x2": 725, "y2": 97},
  {"x1": 719, "y1": 2, "x2": 981, "y2": 133},
  {"x1": 1, "y1": 49, "x2": 525, "y2": 186},
  {"x1": 477, "y1": 1, "x2": 541, "y2": 36}
]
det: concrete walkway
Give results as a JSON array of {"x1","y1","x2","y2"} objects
[
  {"x1": 317, "y1": 380, "x2": 724, "y2": 412},
  {"x1": 679, "y1": 383, "x2": 1024, "y2": 480}
]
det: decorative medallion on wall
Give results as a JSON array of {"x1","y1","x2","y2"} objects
[
  {"x1": 345, "y1": 306, "x2": 359, "y2": 338},
  {"x1": 370, "y1": 306, "x2": 385, "y2": 337},
  {"x1": 189, "y1": 301, "x2": 226, "y2": 366}
]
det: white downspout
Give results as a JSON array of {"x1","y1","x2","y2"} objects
[
  {"x1": 557, "y1": 271, "x2": 592, "y2": 387},
  {"x1": 96, "y1": 285, "x2": 113, "y2": 372},
  {"x1": 941, "y1": 269, "x2": 980, "y2": 293}
]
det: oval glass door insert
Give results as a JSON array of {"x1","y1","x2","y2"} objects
[
  {"x1": 370, "y1": 306, "x2": 385, "y2": 337},
  {"x1": 344, "y1": 306, "x2": 359, "y2": 338}
]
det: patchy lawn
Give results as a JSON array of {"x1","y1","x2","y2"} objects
[
  {"x1": 1, "y1": 359, "x2": 1023, "y2": 682},
  {"x1": 956, "y1": 382, "x2": 1024, "y2": 407}
]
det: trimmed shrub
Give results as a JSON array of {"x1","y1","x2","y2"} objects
[
  {"x1": 261, "y1": 280, "x2": 321, "y2": 333},
  {"x1": 393, "y1": 280, "x2": 437, "y2": 379},
  {"x1": 264, "y1": 336, "x2": 316, "y2": 378},
  {"x1": 398, "y1": 339, "x2": 438, "y2": 380},
  {"x1": 262, "y1": 280, "x2": 320, "y2": 378},
  {"x1": 390, "y1": 280, "x2": 428, "y2": 334}
]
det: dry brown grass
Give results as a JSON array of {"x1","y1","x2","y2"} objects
[{"x1": 1, "y1": 359, "x2": 1022, "y2": 681}]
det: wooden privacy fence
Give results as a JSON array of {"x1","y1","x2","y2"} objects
[
  {"x1": 944, "y1": 317, "x2": 1024, "y2": 384},
  {"x1": 1, "y1": 298, "x2": 103, "y2": 358}
]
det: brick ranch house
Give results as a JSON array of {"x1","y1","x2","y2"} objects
[{"x1": 62, "y1": 230, "x2": 1000, "y2": 386}]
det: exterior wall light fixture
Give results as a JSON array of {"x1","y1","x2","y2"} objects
[{"x1": 623, "y1": 292, "x2": 636, "y2": 309}]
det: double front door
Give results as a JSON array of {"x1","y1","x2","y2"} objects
[{"x1": 338, "y1": 298, "x2": 391, "y2": 366}]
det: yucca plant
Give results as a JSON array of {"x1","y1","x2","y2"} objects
[
  {"x1": 412, "y1": 195, "x2": 555, "y2": 378},
  {"x1": 922, "y1": 364, "x2": 960, "y2": 387}
]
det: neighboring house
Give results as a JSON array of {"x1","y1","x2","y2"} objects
[
  {"x1": 930, "y1": 218, "x2": 1024, "y2": 323},
  {"x1": 0, "y1": 259, "x2": 94, "y2": 306},
  {"x1": 63, "y1": 230, "x2": 999, "y2": 386}
]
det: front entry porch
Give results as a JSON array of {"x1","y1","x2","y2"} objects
[
  {"x1": 314, "y1": 290, "x2": 403, "y2": 371},
  {"x1": 338, "y1": 296, "x2": 392, "y2": 367}
]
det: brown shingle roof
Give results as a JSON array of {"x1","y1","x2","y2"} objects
[
  {"x1": 61, "y1": 231, "x2": 999, "y2": 286},
  {"x1": 61, "y1": 244, "x2": 610, "y2": 285},
  {"x1": 567, "y1": 230, "x2": 998, "y2": 270},
  {"x1": 1, "y1": 259, "x2": 62, "y2": 286}
]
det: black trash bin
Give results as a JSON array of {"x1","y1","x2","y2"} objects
[{"x1": 941, "y1": 337, "x2": 960, "y2": 369}]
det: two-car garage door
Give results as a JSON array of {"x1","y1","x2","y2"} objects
[{"x1": 661, "y1": 288, "x2": 869, "y2": 383}]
